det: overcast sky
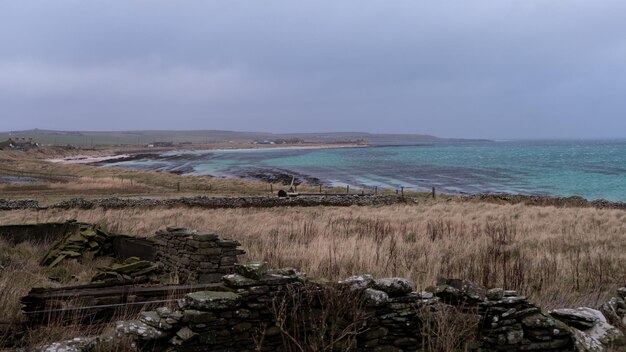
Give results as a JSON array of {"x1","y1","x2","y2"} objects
[{"x1": 1, "y1": 1, "x2": 625, "y2": 139}]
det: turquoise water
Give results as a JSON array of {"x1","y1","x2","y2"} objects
[{"x1": 104, "y1": 140, "x2": 626, "y2": 201}]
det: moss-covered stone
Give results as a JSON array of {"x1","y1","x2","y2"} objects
[
  {"x1": 184, "y1": 291, "x2": 241, "y2": 310},
  {"x1": 235, "y1": 261, "x2": 268, "y2": 280},
  {"x1": 40, "y1": 223, "x2": 121, "y2": 267},
  {"x1": 223, "y1": 273, "x2": 257, "y2": 287}
]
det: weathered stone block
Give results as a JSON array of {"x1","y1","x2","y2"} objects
[
  {"x1": 373, "y1": 277, "x2": 415, "y2": 295},
  {"x1": 192, "y1": 233, "x2": 219, "y2": 242},
  {"x1": 197, "y1": 247, "x2": 222, "y2": 255},
  {"x1": 487, "y1": 288, "x2": 505, "y2": 301},
  {"x1": 115, "y1": 320, "x2": 167, "y2": 340},
  {"x1": 220, "y1": 256, "x2": 237, "y2": 266},
  {"x1": 231, "y1": 322, "x2": 252, "y2": 333},
  {"x1": 138, "y1": 311, "x2": 161, "y2": 328},
  {"x1": 176, "y1": 326, "x2": 198, "y2": 342},
  {"x1": 184, "y1": 291, "x2": 242, "y2": 310},
  {"x1": 364, "y1": 288, "x2": 389, "y2": 307},
  {"x1": 235, "y1": 261, "x2": 268, "y2": 280},
  {"x1": 183, "y1": 309, "x2": 216, "y2": 323},
  {"x1": 216, "y1": 239, "x2": 240, "y2": 247}
]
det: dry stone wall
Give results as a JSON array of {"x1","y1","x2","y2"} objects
[
  {"x1": 0, "y1": 195, "x2": 401, "y2": 211},
  {"x1": 25, "y1": 229, "x2": 626, "y2": 351},
  {"x1": 0, "y1": 221, "x2": 79, "y2": 244},
  {"x1": 118, "y1": 262, "x2": 607, "y2": 352},
  {"x1": 153, "y1": 227, "x2": 245, "y2": 284}
]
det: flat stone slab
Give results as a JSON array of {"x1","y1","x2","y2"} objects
[
  {"x1": 184, "y1": 291, "x2": 242, "y2": 310},
  {"x1": 551, "y1": 307, "x2": 601, "y2": 329},
  {"x1": 223, "y1": 273, "x2": 257, "y2": 287},
  {"x1": 551, "y1": 307, "x2": 624, "y2": 351}
]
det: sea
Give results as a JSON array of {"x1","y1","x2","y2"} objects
[{"x1": 101, "y1": 140, "x2": 626, "y2": 201}]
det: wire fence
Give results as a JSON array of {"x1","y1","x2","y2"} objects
[{"x1": 0, "y1": 167, "x2": 78, "y2": 181}]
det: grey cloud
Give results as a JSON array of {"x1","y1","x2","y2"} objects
[{"x1": 1, "y1": 0, "x2": 626, "y2": 137}]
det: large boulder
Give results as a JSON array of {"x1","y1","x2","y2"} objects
[{"x1": 551, "y1": 307, "x2": 624, "y2": 351}]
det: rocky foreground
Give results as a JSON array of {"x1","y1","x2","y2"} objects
[{"x1": 27, "y1": 224, "x2": 626, "y2": 352}]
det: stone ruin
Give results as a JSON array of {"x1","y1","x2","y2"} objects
[
  {"x1": 153, "y1": 227, "x2": 245, "y2": 284},
  {"x1": 22, "y1": 228, "x2": 626, "y2": 351},
  {"x1": 114, "y1": 265, "x2": 626, "y2": 352}
]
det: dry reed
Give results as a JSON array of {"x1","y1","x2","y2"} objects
[{"x1": 2, "y1": 201, "x2": 625, "y2": 310}]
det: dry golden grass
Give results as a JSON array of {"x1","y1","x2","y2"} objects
[
  {"x1": 3, "y1": 201, "x2": 625, "y2": 310},
  {"x1": 0, "y1": 240, "x2": 113, "y2": 322},
  {"x1": 0, "y1": 238, "x2": 131, "y2": 349},
  {"x1": 0, "y1": 239, "x2": 119, "y2": 350}
]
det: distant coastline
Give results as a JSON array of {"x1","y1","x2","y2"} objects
[{"x1": 66, "y1": 139, "x2": 626, "y2": 202}]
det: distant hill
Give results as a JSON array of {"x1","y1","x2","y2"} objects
[{"x1": 0, "y1": 129, "x2": 471, "y2": 147}]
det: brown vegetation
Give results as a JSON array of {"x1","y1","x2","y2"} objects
[{"x1": 3, "y1": 201, "x2": 625, "y2": 313}]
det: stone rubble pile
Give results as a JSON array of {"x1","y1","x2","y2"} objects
[
  {"x1": 153, "y1": 227, "x2": 246, "y2": 284},
  {"x1": 91, "y1": 256, "x2": 161, "y2": 284},
  {"x1": 40, "y1": 223, "x2": 121, "y2": 267}
]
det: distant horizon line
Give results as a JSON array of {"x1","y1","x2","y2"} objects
[{"x1": 0, "y1": 128, "x2": 624, "y2": 141}]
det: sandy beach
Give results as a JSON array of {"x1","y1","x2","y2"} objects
[{"x1": 48, "y1": 143, "x2": 365, "y2": 165}]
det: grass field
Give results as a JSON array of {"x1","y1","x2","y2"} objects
[{"x1": 3, "y1": 201, "x2": 625, "y2": 315}]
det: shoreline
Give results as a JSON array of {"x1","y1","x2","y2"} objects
[
  {"x1": 37, "y1": 142, "x2": 626, "y2": 203},
  {"x1": 47, "y1": 143, "x2": 366, "y2": 165}
]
